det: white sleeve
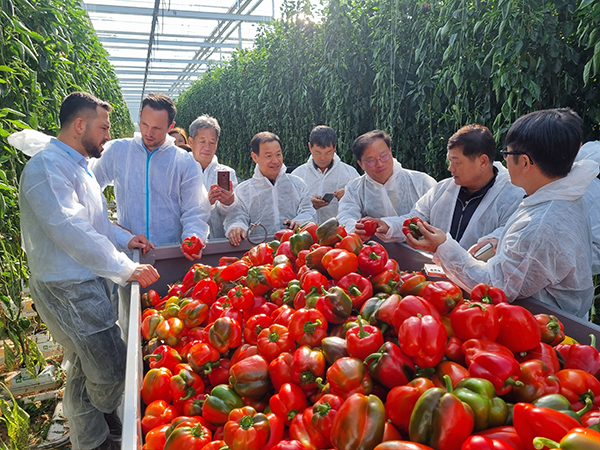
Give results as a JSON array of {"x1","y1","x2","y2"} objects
[
  {"x1": 292, "y1": 179, "x2": 317, "y2": 224},
  {"x1": 223, "y1": 184, "x2": 251, "y2": 235},
  {"x1": 179, "y1": 158, "x2": 211, "y2": 242},
  {"x1": 379, "y1": 186, "x2": 436, "y2": 242},
  {"x1": 336, "y1": 180, "x2": 363, "y2": 232}
]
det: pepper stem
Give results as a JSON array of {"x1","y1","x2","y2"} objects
[
  {"x1": 356, "y1": 315, "x2": 370, "y2": 339},
  {"x1": 369, "y1": 252, "x2": 382, "y2": 260},
  {"x1": 303, "y1": 320, "x2": 321, "y2": 334},
  {"x1": 576, "y1": 396, "x2": 594, "y2": 417},
  {"x1": 504, "y1": 377, "x2": 524, "y2": 387},
  {"x1": 591, "y1": 333, "x2": 597, "y2": 349},
  {"x1": 532, "y1": 437, "x2": 560, "y2": 449},
  {"x1": 269, "y1": 331, "x2": 280, "y2": 342},
  {"x1": 179, "y1": 388, "x2": 196, "y2": 401},
  {"x1": 315, "y1": 402, "x2": 331, "y2": 417},
  {"x1": 363, "y1": 352, "x2": 382, "y2": 366},
  {"x1": 239, "y1": 415, "x2": 255, "y2": 430},
  {"x1": 348, "y1": 285, "x2": 362, "y2": 296},
  {"x1": 443, "y1": 374, "x2": 453, "y2": 393},
  {"x1": 142, "y1": 352, "x2": 161, "y2": 361}
]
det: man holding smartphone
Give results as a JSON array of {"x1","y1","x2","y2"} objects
[
  {"x1": 188, "y1": 114, "x2": 238, "y2": 239},
  {"x1": 292, "y1": 126, "x2": 359, "y2": 223}
]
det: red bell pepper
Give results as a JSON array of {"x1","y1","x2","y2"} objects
[
  {"x1": 357, "y1": 241, "x2": 389, "y2": 277},
  {"x1": 322, "y1": 248, "x2": 359, "y2": 279},
  {"x1": 191, "y1": 278, "x2": 218, "y2": 306},
  {"x1": 163, "y1": 423, "x2": 213, "y2": 450},
  {"x1": 271, "y1": 262, "x2": 297, "y2": 289},
  {"x1": 229, "y1": 354, "x2": 271, "y2": 399},
  {"x1": 289, "y1": 407, "x2": 330, "y2": 450},
  {"x1": 475, "y1": 426, "x2": 525, "y2": 450},
  {"x1": 275, "y1": 228, "x2": 294, "y2": 242},
  {"x1": 408, "y1": 376, "x2": 475, "y2": 450},
  {"x1": 170, "y1": 365, "x2": 204, "y2": 405},
  {"x1": 248, "y1": 242, "x2": 275, "y2": 267},
  {"x1": 143, "y1": 423, "x2": 170, "y2": 450},
  {"x1": 461, "y1": 435, "x2": 514, "y2": 450},
  {"x1": 461, "y1": 339, "x2": 515, "y2": 366},
  {"x1": 208, "y1": 358, "x2": 232, "y2": 387},
  {"x1": 246, "y1": 265, "x2": 273, "y2": 296},
  {"x1": 420, "y1": 280, "x2": 463, "y2": 316},
  {"x1": 178, "y1": 299, "x2": 209, "y2": 328},
  {"x1": 155, "y1": 316, "x2": 184, "y2": 347},
  {"x1": 392, "y1": 295, "x2": 442, "y2": 331},
  {"x1": 315, "y1": 286, "x2": 353, "y2": 325},
  {"x1": 263, "y1": 412, "x2": 285, "y2": 450},
  {"x1": 223, "y1": 406, "x2": 271, "y2": 450},
  {"x1": 271, "y1": 304, "x2": 296, "y2": 327},
  {"x1": 505, "y1": 359, "x2": 561, "y2": 404},
  {"x1": 445, "y1": 336, "x2": 466, "y2": 366},
  {"x1": 449, "y1": 301, "x2": 499, "y2": 341},
  {"x1": 291, "y1": 345, "x2": 326, "y2": 395},
  {"x1": 469, "y1": 283, "x2": 507, "y2": 305},
  {"x1": 399, "y1": 273, "x2": 430, "y2": 296},
  {"x1": 143, "y1": 345, "x2": 182, "y2": 374},
  {"x1": 227, "y1": 285, "x2": 254, "y2": 311},
  {"x1": 330, "y1": 393, "x2": 386, "y2": 450},
  {"x1": 244, "y1": 313, "x2": 273, "y2": 345},
  {"x1": 187, "y1": 342, "x2": 221, "y2": 375},
  {"x1": 371, "y1": 293, "x2": 403, "y2": 329},
  {"x1": 370, "y1": 269, "x2": 401, "y2": 295},
  {"x1": 364, "y1": 341, "x2": 416, "y2": 389},
  {"x1": 182, "y1": 235, "x2": 203, "y2": 256},
  {"x1": 326, "y1": 356, "x2": 373, "y2": 400},
  {"x1": 431, "y1": 361, "x2": 469, "y2": 390},
  {"x1": 219, "y1": 259, "x2": 250, "y2": 283},
  {"x1": 397, "y1": 314, "x2": 447, "y2": 368},
  {"x1": 403, "y1": 217, "x2": 423, "y2": 239},
  {"x1": 512, "y1": 402, "x2": 581, "y2": 450},
  {"x1": 257, "y1": 323, "x2": 296, "y2": 362},
  {"x1": 535, "y1": 314, "x2": 565, "y2": 347},
  {"x1": 321, "y1": 336, "x2": 350, "y2": 365},
  {"x1": 337, "y1": 273, "x2": 373, "y2": 309},
  {"x1": 269, "y1": 382, "x2": 308, "y2": 426},
  {"x1": 269, "y1": 351, "x2": 294, "y2": 392},
  {"x1": 515, "y1": 342, "x2": 561, "y2": 374},
  {"x1": 533, "y1": 427, "x2": 600, "y2": 450},
  {"x1": 467, "y1": 352, "x2": 522, "y2": 396},
  {"x1": 276, "y1": 241, "x2": 298, "y2": 264},
  {"x1": 345, "y1": 318, "x2": 384, "y2": 361},
  {"x1": 300, "y1": 269, "x2": 329, "y2": 295},
  {"x1": 556, "y1": 368, "x2": 600, "y2": 410},
  {"x1": 288, "y1": 308, "x2": 327, "y2": 348},
  {"x1": 361, "y1": 220, "x2": 378, "y2": 237},
  {"x1": 308, "y1": 394, "x2": 344, "y2": 447},
  {"x1": 142, "y1": 367, "x2": 173, "y2": 405},
  {"x1": 316, "y1": 217, "x2": 347, "y2": 246},
  {"x1": 385, "y1": 377, "x2": 435, "y2": 435},
  {"x1": 206, "y1": 316, "x2": 242, "y2": 353},
  {"x1": 141, "y1": 399, "x2": 178, "y2": 435},
  {"x1": 305, "y1": 245, "x2": 331, "y2": 274},
  {"x1": 494, "y1": 303, "x2": 541, "y2": 353},
  {"x1": 556, "y1": 334, "x2": 600, "y2": 377},
  {"x1": 335, "y1": 233, "x2": 364, "y2": 255}
]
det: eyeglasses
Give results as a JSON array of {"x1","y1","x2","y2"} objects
[
  {"x1": 500, "y1": 149, "x2": 534, "y2": 165},
  {"x1": 363, "y1": 152, "x2": 392, "y2": 167}
]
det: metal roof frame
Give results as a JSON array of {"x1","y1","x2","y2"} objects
[{"x1": 83, "y1": 0, "x2": 274, "y2": 123}]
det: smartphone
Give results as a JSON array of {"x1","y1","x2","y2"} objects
[
  {"x1": 217, "y1": 171, "x2": 230, "y2": 191},
  {"x1": 474, "y1": 242, "x2": 495, "y2": 261},
  {"x1": 322, "y1": 193, "x2": 334, "y2": 203}
]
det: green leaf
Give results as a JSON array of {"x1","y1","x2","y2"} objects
[
  {"x1": 3, "y1": 342, "x2": 15, "y2": 371},
  {"x1": 0, "y1": 66, "x2": 15, "y2": 72},
  {"x1": 578, "y1": 0, "x2": 596, "y2": 10}
]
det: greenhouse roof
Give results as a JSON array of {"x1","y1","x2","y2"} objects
[{"x1": 82, "y1": 0, "x2": 276, "y2": 123}]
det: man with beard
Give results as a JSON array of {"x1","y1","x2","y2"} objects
[{"x1": 19, "y1": 91, "x2": 160, "y2": 449}]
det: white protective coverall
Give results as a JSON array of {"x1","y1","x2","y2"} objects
[
  {"x1": 291, "y1": 154, "x2": 360, "y2": 224},
  {"x1": 378, "y1": 162, "x2": 525, "y2": 250},
  {"x1": 223, "y1": 164, "x2": 316, "y2": 237},
  {"x1": 19, "y1": 137, "x2": 138, "y2": 449},
  {"x1": 200, "y1": 155, "x2": 239, "y2": 239},
  {"x1": 90, "y1": 133, "x2": 210, "y2": 245},
  {"x1": 337, "y1": 159, "x2": 437, "y2": 232},
  {"x1": 431, "y1": 159, "x2": 599, "y2": 318},
  {"x1": 576, "y1": 141, "x2": 600, "y2": 275}
]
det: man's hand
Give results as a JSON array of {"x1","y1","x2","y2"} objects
[
  {"x1": 127, "y1": 264, "x2": 160, "y2": 288},
  {"x1": 468, "y1": 238, "x2": 499, "y2": 256},
  {"x1": 127, "y1": 234, "x2": 154, "y2": 255},
  {"x1": 311, "y1": 195, "x2": 329, "y2": 210},
  {"x1": 355, "y1": 216, "x2": 387, "y2": 241},
  {"x1": 283, "y1": 219, "x2": 301, "y2": 232},
  {"x1": 405, "y1": 220, "x2": 447, "y2": 253},
  {"x1": 228, "y1": 227, "x2": 246, "y2": 246},
  {"x1": 333, "y1": 188, "x2": 345, "y2": 201},
  {"x1": 208, "y1": 182, "x2": 235, "y2": 206}
]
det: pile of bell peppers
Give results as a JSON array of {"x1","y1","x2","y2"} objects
[{"x1": 138, "y1": 219, "x2": 600, "y2": 450}]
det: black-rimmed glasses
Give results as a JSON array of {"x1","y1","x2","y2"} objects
[{"x1": 500, "y1": 149, "x2": 534, "y2": 165}]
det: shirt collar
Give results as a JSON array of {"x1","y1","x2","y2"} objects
[
  {"x1": 312, "y1": 158, "x2": 334, "y2": 173},
  {"x1": 52, "y1": 138, "x2": 92, "y2": 176}
]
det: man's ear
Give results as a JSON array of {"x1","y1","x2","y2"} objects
[
  {"x1": 479, "y1": 153, "x2": 490, "y2": 167},
  {"x1": 73, "y1": 117, "x2": 86, "y2": 136},
  {"x1": 251, "y1": 152, "x2": 259, "y2": 164},
  {"x1": 169, "y1": 121, "x2": 175, "y2": 131},
  {"x1": 357, "y1": 160, "x2": 364, "y2": 171}
]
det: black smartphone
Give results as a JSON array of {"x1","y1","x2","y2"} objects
[
  {"x1": 322, "y1": 193, "x2": 334, "y2": 203},
  {"x1": 217, "y1": 171, "x2": 230, "y2": 190}
]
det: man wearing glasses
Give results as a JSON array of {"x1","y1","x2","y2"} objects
[
  {"x1": 370, "y1": 125, "x2": 524, "y2": 251},
  {"x1": 337, "y1": 130, "x2": 436, "y2": 237},
  {"x1": 405, "y1": 109, "x2": 597, "y2": 318}
]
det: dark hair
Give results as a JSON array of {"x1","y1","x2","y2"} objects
[
  {"x1": 310, "y1": 125, "x2": 337, "y2": 148},
  {"x1": 505, "y1": 108, "x2": 583, "y2": 178},
  {"x1": 251, "y1": 131, "x2": 282, "y2": 155},
  {"x1": 169, "y1": 127, "x2": 188, "y2": 143},
  {"x1": 352, "y1": 130, "x2": 391, "y2": 161},
  {"x1": 59, "y1": 91, "x2": 112, "y2": 128},
  {"x1": 447, "y1": 124, "x2": 496, "y2": 161},
  {"x1": 141, "y1": 93, "x2": 177, "y2": 124}
]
